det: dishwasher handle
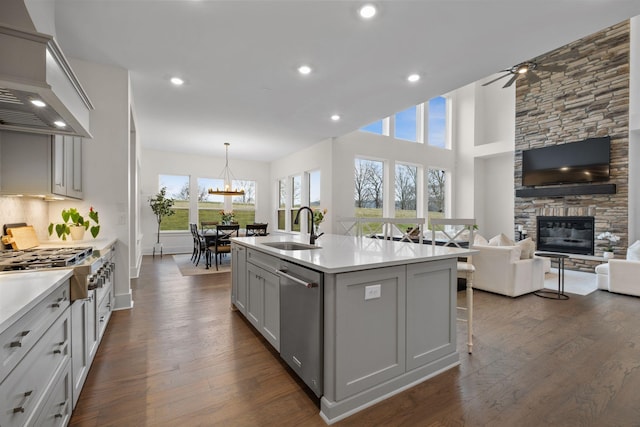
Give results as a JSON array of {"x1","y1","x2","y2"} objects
[{"x1": 276, "y1": 268, "x2": 318, "y2": 288}]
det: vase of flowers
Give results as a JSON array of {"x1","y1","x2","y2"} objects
[
  {"x1": 313, "y1": 208, "x2": 327, "y2": 235},
  {"x1": 48, "y1": 207, "x2": 100, "y2": 241},
  {"x1": 597, "y1": 231, "x2": 620, "y2": 259},
  {"x1": 220, "y1": 210, "x2": 235, "y2": 225}
]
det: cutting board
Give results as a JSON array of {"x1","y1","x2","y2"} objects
[{"x1": 3, "y1": 226, "x2": 39, "y2": 250}]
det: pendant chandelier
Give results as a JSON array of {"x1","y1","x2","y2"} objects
[{"x1": 208, "y1": 143, "x2": 245, "y2": 196}]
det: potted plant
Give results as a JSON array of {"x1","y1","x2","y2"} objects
[
  {"x1": 597, "y1": 231, "x2": 620, "y2": 259},
  {"x1": 48, "y1": 207, "x2": 100, "y2": 241},
  {"x1": 149, "y1": 187, "x2": 175, "y2": 256},
  {"x1": 219, "y1": 210, "x2": 235, "y2": 225}
]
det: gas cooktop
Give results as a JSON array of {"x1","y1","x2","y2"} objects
[{"x1": 0, "y1": 247, "x2": 94, "y2": 271}]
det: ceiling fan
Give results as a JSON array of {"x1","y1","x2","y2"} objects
[{"x1": 482, "y1": 60, "x2": 567, "y2": 88}]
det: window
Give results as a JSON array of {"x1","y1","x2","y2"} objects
[
  {"x1": 354, "y1": 158, "x2": 384, "y2": 216},
  {"x1": 427, "y1": 168, "x2": 448, "y2": 226},
  {"x1": 159, "y1": 174, "x2": 189, "y2": 231},
  {"x1": 395, "y1": 163, "x2": 417, "y2": 219},
  {"x1": 309, "y1": 170, "x2": 321, "y2": 208},
  {"x1": 427, "y1": 96, "x2": 448, "y2": 148},
  {"x1": 360, "y1": 119, "x2": 384, "y2": 135},
  {"x1": 231, "y1": 180, "x2": 256, "y2": 227},
  {"x1": 290, "y1": 175, "x2": 302, "y2": 231},
  {"x1": 394, "y1": 106, "x2": 418, "y2": 142},
  {"x1": 197, "y1": 177, "x2": 224, "y2": 224},
  {"x1": 277, "y1": 179, "x2": 286, "y2": 230}
]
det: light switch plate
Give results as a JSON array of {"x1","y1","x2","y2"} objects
[{"x1": 365, "y1": 284, "x2": 381, "y2": 300}]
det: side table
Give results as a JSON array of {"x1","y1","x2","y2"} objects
[{"x1": 534, "y1": 251, "x2": 569, "y2": 300}]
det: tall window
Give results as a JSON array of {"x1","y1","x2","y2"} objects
[
  {"x1": 354, "y1": 158, "x2": 384, "y2": 217},
  {"x1": 277, "y1": 179, "x2": 286, "y2": 230},
  {"x1": 427, "y1": 168, "x2": 447, "y2": 226},
  {"x1": 395, "y1": 163, "x2": 417, "y2": 219},
  {"x1": 427, "y1": 96, "x2": 448, "y2": 148},
  {"x1": 309, "y1": 170, "x2": 321, "y2": 208},
  {"x1": 159, "y1": 174, "x2": 189, "y2": 230},
  {"x1": 197, "y1": 177, "x2": 224, "y2": 224},
  {"x1": 231, "y1": 180, "x2": 256, "y2": 227},
  {"x1": 394, "y1": 106, "x2": 418, "y2": 142},
  {"x1": 290, "y1": 175, "x2": 302, "y2": 231}
]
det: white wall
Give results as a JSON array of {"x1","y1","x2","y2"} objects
[
  {"x1": 48, "y1": 59, "x2": 133, "y2": 310},
  {"x1": 478, "y1": 153, "x2": 515, "y2": 238},
  {"x1": 270, "y1": 138, "x2": 333, "y2": 232},
  {"x1": 140, "y1": 148, "x2": 270, "y2": 254}
]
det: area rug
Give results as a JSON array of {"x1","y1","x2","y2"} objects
[
  {"x1": 173, "y1": 254, "x2": 231, "y2": 276},
  {"x1": 543, "y1": 268, "x2": 598, "y2": 296}
]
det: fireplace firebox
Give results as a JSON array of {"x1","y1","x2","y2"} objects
[{"x1": 536, "y1": 216, "x2": 595, "y2": 255}]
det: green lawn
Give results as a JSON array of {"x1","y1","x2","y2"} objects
[{"x1": 159, "y1": 201, "x2": 256, "y2": 230}]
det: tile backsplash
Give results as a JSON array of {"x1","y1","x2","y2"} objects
[{"x1": 0, "y1": 197, "x2": 50, "y2": 246}]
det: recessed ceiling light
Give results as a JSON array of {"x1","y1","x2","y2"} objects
[
  {"x1": 407, "y1": 73, "x2": 420, "y2": 83},
  {"x1": 359, "y1": 4, "x2": 377, "y2": 19},
  {"x1": 54, "y1": 120, "x2": 66, "y2": 128},
  {"x1": 30, "y1": 99, "x2": 46, "y2": 107},
  {"x1": 331, "y1": 114, "x2": 341, "y2": 121},
  {"x1": 298, "y1": 65, "x2": 312, "y2": 75},
  {"x1": 170, "y1": 77, "x2": 184, "y2": 85}
]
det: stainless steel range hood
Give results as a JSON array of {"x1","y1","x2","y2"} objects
[{"x1": 0, "y1": 23, "x2": 94, "y2": 138}]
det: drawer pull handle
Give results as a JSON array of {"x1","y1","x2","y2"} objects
[
  {"x1": 100, "y1": 316, "x2": 105, "y2": 322},
  {"x1": 54, "y1": 401, "x2": 66, "y2": 418},
  {"x1": 52, "y1": 296, "x2": 67, "y2": 308},
  {"x1": 53, "y1": 340, "x2": 68, "y2": 354},
  {"x1": 13, "y1": 390, "x2": 33, "y2": 413},
  {"x1": 10, "y1": 330, "x2": 30, "y2": 348}
]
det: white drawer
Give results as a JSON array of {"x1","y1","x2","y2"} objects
[
  {"x1": 0, "y1": 282, "x2": 70, "y2": 382},
  {"x1": 0, "y1": 307, "x2": 71, "y2": 427},
  {"x1": 32, "y1": 360, "x2": 72, "y2": 427},
  {"x1": 97, "y1": 287, "x2": 113, "y2": 341}
]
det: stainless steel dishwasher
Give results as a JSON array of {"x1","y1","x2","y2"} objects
[{"x1": 277, "y1": 260, "x2": 323, "y2": 397}]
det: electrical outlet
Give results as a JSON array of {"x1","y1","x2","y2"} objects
[{"x1": 365, "y1": 284, "x2": 381, "y2": 300}]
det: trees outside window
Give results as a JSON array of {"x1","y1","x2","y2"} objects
[
  {"x1": 354, "y1": 158, "x2": 384, "y2": 217},
  {"x1": 428, "y1": 168, "x2": 447, "y2": 225},
  {"x1": 231, "y1": 180, "x2": 256, "y2": 226},
  {"x1": 158, "y1": 174, "x2": 189, "y2": 230}
]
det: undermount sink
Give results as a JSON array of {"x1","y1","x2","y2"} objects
[{"x1": 261, "y1": 241, "x2": 320, "y2": 251}]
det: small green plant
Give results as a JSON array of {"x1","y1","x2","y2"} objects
[
  {"x1": 150, "y1": 187, "x2": 175, "y2": 244},
  {"x1": 48, "y1": 207, "x2": 100, "y2": 240}
]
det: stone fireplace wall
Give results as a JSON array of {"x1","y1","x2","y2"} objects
[{"x1": 514, "y1": 20, "x2": 630, "y2": 272}]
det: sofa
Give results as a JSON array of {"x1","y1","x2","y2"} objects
[
  {"x1": 472, "y1": 235, "x2": 545, "y2": 297},
  {"x1": 595, "y1": 240, "x2": 640, "y2": 297}
]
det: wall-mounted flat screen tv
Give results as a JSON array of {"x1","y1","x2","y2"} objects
[{"x1": 522, "y1": 136, "x2": 610, "y2": 186}]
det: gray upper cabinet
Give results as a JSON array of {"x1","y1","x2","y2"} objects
[{"x1": 0, "y1": 131, "x2": 83, "y2": 199}]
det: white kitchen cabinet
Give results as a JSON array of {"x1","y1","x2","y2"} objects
[
  {"x1": 0, "y1": 280, "x2": 71, "y2": 427},
  {"x1": 53, "y1": 135, "x2": 83, "y2": 199},
  {"x1": 70, "y1": 289, "x2": 97, "y2": 409},
  {"x1": 0, "y1": 130, "x2": 83, "y2": 199},
  {"x1": 231, "y1": 243, "x2": 247, "y2": 314},
  {"x1": 242, "y1": 248, "x2": 281, "y2": 351}
]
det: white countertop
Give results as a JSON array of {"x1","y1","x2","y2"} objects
[
  {"x1": 0, "y1": 269, "x2": 73, "y2": 335},
  {"x1": 38, "y1": 237, "x2": 117, "y2": 255},
  {"x1": 231, "y1": 234, "x2": 476, "y2": 273}
]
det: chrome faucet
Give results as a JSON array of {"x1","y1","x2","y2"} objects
[{"x1": 294, "y1": 206, "x2": 324, "y2": 245}]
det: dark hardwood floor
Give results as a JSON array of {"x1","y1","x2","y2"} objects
[{"x1": 70, "y1": 255, "x2": 640, "y2": 426}]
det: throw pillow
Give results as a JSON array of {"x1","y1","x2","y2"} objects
[
  {"x1": 627, "y1": 240, "x2": 640, "y2": 261},
  {"x1": 508, "y1": 246, "x2": 523, "y2": 263},
  {"x1": 516, "y1": 237, "x2": 535, "y2": 259},
  {"x1": 474, "y1": 234, "x2": 489, "y2": 246},
  {"x1": 488, "y1": 233, "x2": 515, "y2": 247}
]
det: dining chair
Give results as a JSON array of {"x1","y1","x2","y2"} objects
[
  {"x1": 430, "y1": 218, "x2": 476, "y2": 354},
  {"x1": 207, "y1": 224, "x2": 240, "y2": 270},
  {"x1": 245, "y1": 223, "x2": 268, "y2": 237},
  {"x1": 190, "y1": 223, "x2": 207, "y2": 266}
]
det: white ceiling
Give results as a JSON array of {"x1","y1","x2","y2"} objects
[{"x1": 44, "y1": 1, "x2": 640, "y2": 161}]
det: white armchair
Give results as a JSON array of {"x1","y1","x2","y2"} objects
[
  {"x1": 595, "y1": 240, "x2": 640, "y2": 297},
  {"x1": 473, "y1": 245, "x2": 545, "y2": 297}
]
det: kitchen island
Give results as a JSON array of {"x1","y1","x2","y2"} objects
[{"x1": 230, "y1": 234, "x2": 476, "y2": 424}]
